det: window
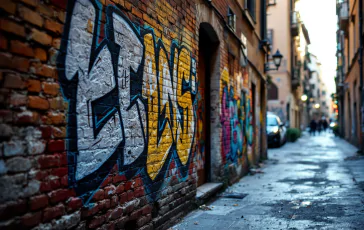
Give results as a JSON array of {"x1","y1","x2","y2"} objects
[
  {"x1": 227, "y1": 8, "x2": 236, "y2": 32},
  {"x1": 246, "y1": 0, "x2": 256, "y2": 20},
  {"x1": 268, "y1": 82, "x2": 278, "y2": 100}
]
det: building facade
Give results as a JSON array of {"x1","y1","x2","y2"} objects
[
  {"x1": 0, "y1": 0, "x2": 268, "y2": 229},
  {"x1": 336, "y1": 0, "x2": 363, "y2": 148},
  {"x1": 266, "y1": 0, "x2": 309, "y2": 129}
]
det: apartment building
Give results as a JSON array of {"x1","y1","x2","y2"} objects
[{"x1": 336, "y1": 0, "x2": 363, "y2": 148}]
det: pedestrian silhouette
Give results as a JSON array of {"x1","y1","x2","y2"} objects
[{"x1": 310, "y1": 119, "x2": 317, "y2": 136}]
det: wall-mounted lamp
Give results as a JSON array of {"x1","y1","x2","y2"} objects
[
  {"x1": 314, "y1": 103, "x2": 320, "y2": 109},
  {"x1": 265, "y1": 49, "x2": 283, "y2": 72}
]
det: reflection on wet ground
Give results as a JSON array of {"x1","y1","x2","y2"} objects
[{"x1": 173, "y1": 133, "x2": 364, "y2": 229}]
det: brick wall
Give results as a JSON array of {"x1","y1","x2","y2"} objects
[
  {"x1": 0, "y1": 0, "x2": 266, "y2": 229},
  {"x1": 0, "y1": 0, "x2": 198, "y2": 229}
]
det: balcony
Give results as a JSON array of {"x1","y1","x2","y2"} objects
[
  {"x1": 291, "y1": 11, "x2": 300, "y2": 37},
  {"x1": 337, "y1": 1, "x2": 349, "y2": 32}
]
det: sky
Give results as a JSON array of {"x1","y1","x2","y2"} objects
[{"x1": 296, "y1": 0, "x2": 337, "y2": 94}]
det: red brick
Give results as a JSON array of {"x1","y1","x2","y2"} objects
[
  {"x1": 47, "y1": 139, "x2": 64, "y2": 152},
  {"x1": 38, "y1": 154, "x2": 61, "y2": 169},
  {"x1": 10, "y1": 40, "x2": 34, "y2": 57},
  {"x1": 3, "y1": 74, "x2": 26, "y2": 89},
  {"x1": 22, "y1": 211, "x2": 42, "y2": 227},
  {"x1": 50, "y1": 0, "x2": 67, "y2": 9},
  {"x1": 44, "y1": 19, "x2": 63, "y2": 34},
  {"x1": 37, "y1": 4, "x2": 53, "y2": 17},
  {"x1": 14, "y1": 111, "x2": 39, "y2": 124},
  {"x1": 98, "y1": 199, "x2": 110, "y2": 211},
  {"x1": 49, "y1": 97, "x2": 66, "y2": 110},
  {"x1": 82, "y1": 203, "x2": 100, "y2": 218},
  {"x1": 27, "y1": 79, "x2": 41, "y2": 92},
  {"x1": 92, "y1": 189, "x2": 105, "y2": 201},
  {"x1": 113, "y1": 174, "x2": 125, "y2": 184},
  {"x1": 0, "y1": 200, "x2": 27, "y2": 220},
  {"x1": 57, "y1": 11, "x2": 66, "y2": 23},
  {"x1": 0, "y1": 109, "x2": 12, "y2": 123},
  {"x1": 0, "y1": 0, "x2": 16, "y2": 14},
  {"x1": 124, "y1": 181, "x2": 133, "y2": 190},
  {"x1": 28, "y1": 96, "x2": 49, "y2": 110},
  {"x1": 10, "y1": 93, "x2": 27, "y2": 107},
  {"x1": 29, "y1": 194, "x2": 49, "y2": 211},
  {"x1": 0, "y1": 35, "x2": 7, "y2": 50},
  {"x1": 31, "y1": 28, "x2": 52, "y2": 46},
  {"x1": 115, "y1": 183, "x2": 125, "y2": 194},
  {"x1": 39, "y1": 126, "x2": 52, "y2": 139},
  {"x1": 134, "y1": 187, "x2": 144, "y2": 198},
  {"x1": 0, "y1": 19, "x2": 26, "y2": 37},
  {"x1": 60, "y1": 175, "x2": 68, "y2": 187},
  {"x1": 45, "y1": 112, "x2": 66, "y2": 125},
  {"x1": 34, "y1": 48, "x2": 47, "y2": 61},
  {"x1": 40, "y1": 178, "x2": 61, "y2": 192},
  {"x1": 67, "y1": 197, "x2": 83, "y2": 211},
  {"x1": 42, "y1": 204, "x2": 65, "y2": 222},
  {"x1": 89, "y1": 215, "x2": 106, "y2": 229},
  {"x1": 19, "y1": 5, "x2": 44, "y2": 27},
  {"x1": 32, "y1": 63, "x2": 57, "y2": 78},
  {"x1": 127, "y1": 190, "x2": 134, "y2": 201},
  {"x1": 12, "y1": 56, "x2": 30, "y2": 72},
  {"x1": 43, "y1": 82, "x2": 60, "y2": 96},
  {"x1": 0, "y1": 53, "x2": 12, "y2": 68},
  {"x1": 141, "y1": 205, "x2": 152, "y2": 215},
  {"x1": 109, "y1": 207, "x2": 123, "y2": 221},
  {"x1": 50, "y1": 167, "x2": 67, "y2": 177},
  {"x1": 48, "y1": 189, "x2": 76, "y2": 204},
  {"x1": 20, "y1": 0, "x2": 39, "y2": 7},
  {"x1": 119, "y1": 192, "x2": 127, "y2": 205},
  {"x1": 100, "y1": 176, "x2": 112, "y2": 188},
  {"x1": 132, "y1": 7, "x2": 143, "y2": 18}
]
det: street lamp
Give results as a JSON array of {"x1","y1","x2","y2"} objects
[
  {"x1": 314, "y1": 103, "x2": 320, "y2": 109},
  {"x1": 301, "y1": 94, "x2": 308, "y2": 102},
  {"x1": 265, "y1": 49, "x2": 284, "y2": 72}
]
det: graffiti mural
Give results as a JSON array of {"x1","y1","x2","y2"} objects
[
  {"x1": 220, "y1": 69, "x2": 244, "y2": 164},
  {"x1": 246, "y1": 90, "x2": 254, "y2": 159},
  {"x1": 57, "y1": 0, "x2": 196, "y2": 204},
  {"x1": 195, "y1": 87, "x2": 205, "y2": 170}
]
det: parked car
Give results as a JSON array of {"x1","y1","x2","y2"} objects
[{"x1": 267, "y1": 112, "x2": 286, "y2": 147}]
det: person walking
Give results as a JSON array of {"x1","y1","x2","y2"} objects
[
  {"x1": 322, "y1": 117, "x2": 328, "y2": 133},
  {"x1": 317, "y1": 119, "x2": 323, "y2": 135},
  {"x1": 310, "y1": 119, "x2": 317, "y2": 136}
]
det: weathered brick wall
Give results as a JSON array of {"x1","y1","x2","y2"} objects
[
  {"x1": 0, "y1": 0, "x2": 198, "y2": 229},
  {"x1": 0, "y1": 0, "x2": 266, "y2": 229}
]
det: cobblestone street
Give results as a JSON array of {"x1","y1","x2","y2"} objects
[{"x1": 173, "y1": 134, "x2": 364, "y2": 229}]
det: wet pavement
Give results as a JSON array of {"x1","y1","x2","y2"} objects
[{"x1": 173, "y1": 133, "x2": 364, "y2": 229}]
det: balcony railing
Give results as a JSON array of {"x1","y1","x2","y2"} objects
[
  {"x1": 337, "y1": 1, "x2": 349, "y2": 31},
  {"x1": 291, "y1": 11, "x2": 300, "y2": 37}
]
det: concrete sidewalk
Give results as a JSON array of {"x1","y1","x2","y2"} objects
[{"x1": 172, "y1": 134, "x2": 364, "y2": 229}]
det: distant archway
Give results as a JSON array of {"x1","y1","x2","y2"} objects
[{"x1": 196, "y1": 23, "x2": 219, "y2": 186}]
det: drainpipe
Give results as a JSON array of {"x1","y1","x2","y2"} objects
[{"x1": 359, "y1": 0, "x2": 363, "y2": 152}]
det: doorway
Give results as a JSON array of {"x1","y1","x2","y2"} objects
[{"x1": 197, "y1": 23, "x2": 219, "y2": 186}]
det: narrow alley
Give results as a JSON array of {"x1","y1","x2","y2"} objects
[{"x1": 173, "y1": 134, "x2": 364, "y2": 229}]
